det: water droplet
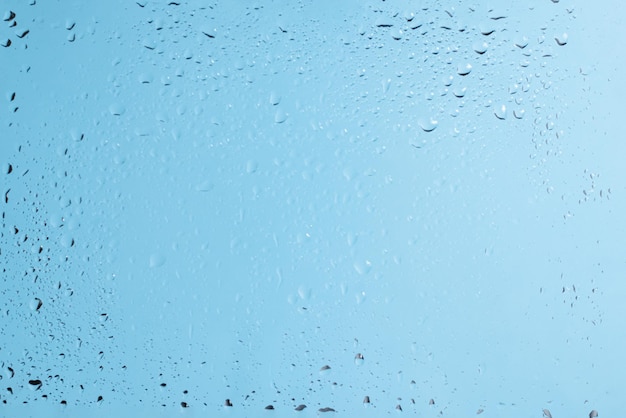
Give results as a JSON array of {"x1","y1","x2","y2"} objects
[
  {"x1": 149, "y1": 254, "x2": 166, "y2": 268},
  {"x1": 246, "y1": 160, "x2": 258, "y2": 174},
  {"x1": 269, "y1": 91, "x2": 281, "y2": 105},
  {"x1": 297, "y1": 285, "x2": 311, "y2": 300},
  {"x1": 354, "y1": 353, "x2": 365, "y2": 365},
  {"x1": 457, "y1": 63, "x2": 472, "y2": 76},
  {"x1": 494, "y1": 104, "x2": 507, "y2": 120},
  {"x1": 514, "y1": 36, "x2": 528, "y2": 49},
  {"x1": 30, "y1": 298, "x2": 43, "y2": 311},
  {"x1": 479, "y1": 23, "x2": 495, "y2": 36},
  {"x1": 3, "y1": 11, "x2": 16, "y2": 21},
  {"x1": 60, "y1": 234, "x2": 75, "y2": 248},
  {"x1": 138, "y1": 73, "x2": 153, "y2": 84},
  {"x1": 109, "y1": 104, "x2": 125, "y2": 116},
  {"x1": 274, "y1": 109, "x2": 288, "y2": 123},
  {"x1": 194, "y1": 180, "x2": 214, "y2": 192},
  {"x1": 355, "y1": 291, "x2": 366, "y2": 304},
  {"x1": 453, "y1": 87, "x2": 467, "y2": 98},
  {"x1": 555, "y1": 33, "x2": 568, "y2": 46},
  {"x1": 69, "y1": 129, "x2": 84, "y2": 142},
  {"x1": 353, "y1": 260, "x2": 372, "y2": 275},
  {"x1": 28, "y1": 379, "x2": 42, "y2": 390},
  {"x1": 382, "y1": 78, "x2": 391, "y2": 93},
  {"x1": 347, "y1": 232, "x2": 358, "y2": 246},
  {"x1": 418, "y1": 118, "x2": 438, "y2": 132}
]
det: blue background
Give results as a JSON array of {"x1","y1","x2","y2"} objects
[{"x1": 1, "y1": 1, "x2": 624, "y2": 417}]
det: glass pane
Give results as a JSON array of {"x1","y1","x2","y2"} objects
[{"x1": 1, "y1": 0, "x2": 624, "y2": 416}]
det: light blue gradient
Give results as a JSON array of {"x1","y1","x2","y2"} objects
[{"x1": 1, "y1": 1, "x2": 624, "y2": 417}]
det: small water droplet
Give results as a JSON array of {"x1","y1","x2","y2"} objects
[
  {"x1": 494, "y1": 104, "x2": 507, "y2": 120},
  {"x1": 269, "y1": 91, "x2": 281, "y2": 105},
  {"x1": 149, "y1": 254, "x2": 166, "y2": 268},
  {"x1": 418, "y1": 118, "x2": 438, "y2": 132},
  {"x1": 355, "y1": 353, "x2": 365, "y2": 365},
  {"x1": 109, "y1": 104, "x2": 125, "y2": 116},
  {"x1": 457, "y1": 63, "x2": 472, "y2": 76},
  {"x1": 353, "y1": 260, "x2": 372, "y2": 275},
  {"x1": 3, "y1": 10, "x2": 16, "y2": 21},
  {"x1": 453, "y1": 87, "x2": 467, "y2": 98},
  {"x1": 274, "y1": 109, "x2": 288, "y2": 123},
  {"x1": 514, "y1": 36, "x2": 528, "y2": 49},
  {"x1": 473, "y1": 41, "x2": 488, "y2": 54},
  {"x1": 555, "y1": 33, "x2": 568, "y2": 46},
  {"x1": 28, "y1": 379, "x2": 42, "y2": 390},
  {"x1": 246, "y1": 160, "x2": 258, "y2": 174},
  {"x1": 30, "y1": 298, "x2": 43, "y2": 311},
  {"x1": 479, "y1": 23, "x2": 495, "y2": 36},
  {"x1": 382, "y1": 78, "x2": 391, "y2": 93}
]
